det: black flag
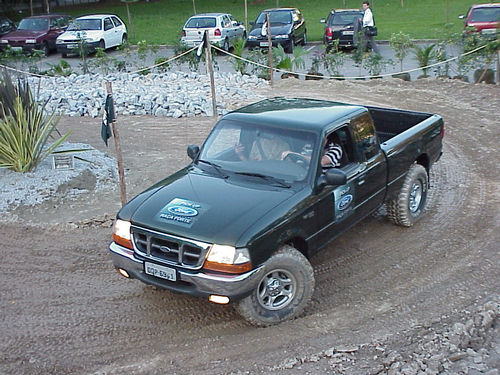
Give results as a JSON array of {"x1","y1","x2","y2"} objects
[
  {"x1": 101, "y1": 94, "x2": 115, "y2": 146},
  {"x1": 196, "y1": 30, "x2": 209, "y2": 58}
]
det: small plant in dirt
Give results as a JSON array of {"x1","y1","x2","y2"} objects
[
  {"x1": 154, "y1": 57, "x2": 170, "y2": 73},
  {"x1": 173, "y1": 40, "x2": 200, "y2": 71},
  {"x1": 89, "y1": 48, "x2": 118, "y2": 75},
  {"x1": 350, "y1": 44, "x2": 367, "y2": 78},
  {"x1": 413, "y1": 44, "x2": 436, "y2": 77},
  {"x1": 323, "y1": 42, "x2": 347, "y2": 78},
  {"x1": 389, "y1": 32, "x2": 414, "y2": 72},
  {"x1": 230, "y1": 38, "x2": 248, "y2": 75},
  {"x1": 0, "y1": 72, "x2": 72, "y2": 173},
  {"x1": 363, "y1": 53, "x2": 393, "y2": 78},
  {"x1": 247, "y1": 48, "x2": 269, "y2": 79},
  {"x1": 273, "y1": 44, "x2": 308, "y2": 78},
  {"x1": 46, "y1": 60, "x2": 73, "y2": 77},
  {"x1": 306, "y1": 48, "x2": 324, "y2": 80}
]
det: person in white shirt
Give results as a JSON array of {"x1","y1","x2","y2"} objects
[{"x1": 361, "y1": 1, "x2": 380, "y2": 54}]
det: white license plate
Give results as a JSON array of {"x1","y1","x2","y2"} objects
[
  {"x1": 260, "y1": 41, "x2": 269, "y2": 47},
  {"x1": 145, "y1": 262, "x2": 176, "y2": 281},
  {"x1": 342, "y1": 31, "x2": 354, "y2": 35},
  {"x1": 12, "y1": 46, "x2": 22, "y2": 51}
]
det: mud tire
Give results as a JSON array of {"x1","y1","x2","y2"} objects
[
  {"x1": 235, "y1": 245, "x2": 315, "y2": 326},
  {"x1": 386, "y1": 163, "x2": 428, "y2": 227}
]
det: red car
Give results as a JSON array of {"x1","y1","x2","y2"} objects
[
  {"x1": 0, "y1": 14, "x2": 71, "y2": 56},
  {"x1": 460, "y1": 3, "x2": 500, "y2": 37}
]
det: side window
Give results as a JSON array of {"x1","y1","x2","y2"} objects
[
  {"x1": 351, "y1": 113, "x2": 379, "y2": 161},
  {"x1": 104, "y1": 18, "x2": 114, "y2": 31},
  {"x1": 58, "y1": 17, "x2": 69, "y2": 28},
  {"x1": 222, "y1": 15, "x2": 232, "y2": 28},
  {"x1": 50, "y1": 18, "x2": 58, "y2": 28},
  {"x1": 112, "y1": 16, "x2": 123, "y2": 27}
]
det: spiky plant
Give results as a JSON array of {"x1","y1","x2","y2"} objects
[
  {"x1": 413, "y1": 44, "x2": 437, "y2": 77},
  {"x1": 0, "y1": 72, "x2": 70, "y2": 172}
]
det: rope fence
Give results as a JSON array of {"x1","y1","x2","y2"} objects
[{"x1": 0, "y1": 42, "x2": 490, "y2": 81}]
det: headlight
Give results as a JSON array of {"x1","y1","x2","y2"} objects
[
  {"x1": 203, "y1": 245, "x2": 252, "y2": 274},
  {"x1": 247, "y1": 35, "x2": 257, "y2": 40},
  {"x1": 275, "y1": 34, "x2": 289, "y2": 39},
  {"x1": 0, "y1": 40, "x2": 8, "y2": 44},
  {"x1": 112, "y1": 219, "x2": 133, "y2": 249},
  {"x1": 25, "y1": 39, "x2": 36, "y2": 44}
]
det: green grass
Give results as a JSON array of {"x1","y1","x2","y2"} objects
[{"x1": 52, "y1": 0, "x2": 490, "y2": 44}]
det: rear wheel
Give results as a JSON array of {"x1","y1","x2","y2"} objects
[
  {"x1": 285, "y1": 39, "x2": 294, "y2": 53},
  {"x1": 302, "y1": 31, "x2": 307, "y2": 46},
  {"x1": 121, "y1": 34, "x2": 127, "y2": 45},
  {"x1": 42, "y1": 42, "x2": 49, "y2": 57},
  {"x1": 386, "y1": 164, "x2": 429, "y2": 227},
  {"x1": 99, "y1": 39, "x2": 105, "y2": 50},
  {"x1": 223, "y1": 38, "x2": 230, "y2": 52},
  {"x1": 235, "y1": 245, "x2": 315, "y2": 326}
]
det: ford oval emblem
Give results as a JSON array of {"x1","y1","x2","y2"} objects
[
  {"x1": 338, "y1": 195, "x2": 353, "y2": 211},
  {"x1": 167, "y1": 205, "x2": 199, "y2": 217}
]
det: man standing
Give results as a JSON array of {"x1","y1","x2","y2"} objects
[{"x1": 361, "y1": 1, "x2": 380, "y2": 55}]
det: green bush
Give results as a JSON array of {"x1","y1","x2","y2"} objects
[{"x1": 0, "y1": 72, "x2": 70, "y2": 173}]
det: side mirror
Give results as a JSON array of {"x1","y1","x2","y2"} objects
[
  {"x1": 318, "y1": 169, "x2": 347, "y2": 188},
  {"x1": 249, "y1": 21, "x2": 254, "y2": 26},
  {"x1": 187, "y1": 145, "x2": 200, "y2": 160},
  {"x1": 320, "y1": 18, "x2": 326, "y2": 23},
  {"x1": 458, "y1": 15, "x2": 465, "y2": 20}
]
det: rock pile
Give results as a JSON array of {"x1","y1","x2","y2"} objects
[{"x1": 28, "y1": 72, "x2": 267, "y2": 118}]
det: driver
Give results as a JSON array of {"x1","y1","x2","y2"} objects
[{"x1": 281, "y1": 135, "x2": 343, "y2": 172}]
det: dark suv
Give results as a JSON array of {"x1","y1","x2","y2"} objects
[
  {"x1": 0, "y1": 14, "x2": 71, "y2": 56},
  {"x1": 321, "y1": 9, "x2": 363, "y2": 50},
  {"x1": 246, "y1": 8, "x2": 306, "y2": 53}
]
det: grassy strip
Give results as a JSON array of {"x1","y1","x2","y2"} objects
[{"x1": 54, "y1": 0, "x2": 484, "y2": 45}]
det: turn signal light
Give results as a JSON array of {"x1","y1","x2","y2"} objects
[
  {"x1": 117, "y1": 268, "x2": 130, "y2": 278},
  {"x1": 203, "y1": 260, "x2": 252, "y2": 274},
  {"x1": 209, "y1": 295, "x2": 230, "y2": 304}
]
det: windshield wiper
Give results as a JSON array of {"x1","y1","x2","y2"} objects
[
  {"x1": 234, "y1": 171, "x2": 291, "y2": 188},
  {"x1": 197, "y1": 159, "x2": 228, "y2": 179}
]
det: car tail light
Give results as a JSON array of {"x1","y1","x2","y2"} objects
[
  {"x1": 326, "y1": 27, "x2": 333, "y2": 37},
  {"x1": 214, "y1": 28, "x2": 221, "y2": 36},
  {"x1": 182, "y1": 30, "x2": 186, "y2": 37}
]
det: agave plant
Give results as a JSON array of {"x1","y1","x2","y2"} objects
[
  {"x1": 413, "y1": 44, "x2": 437, "y2": 77},
  {"x1": 273, "y1": 44, "x2": 308, "y2": 72},
  {"x1": 0, "y1": 72, "x2": 71, "y2": 173}
]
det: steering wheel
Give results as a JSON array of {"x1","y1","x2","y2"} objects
[{"x1": 283, "y1": 152, "x2": 309, "y2": 167}]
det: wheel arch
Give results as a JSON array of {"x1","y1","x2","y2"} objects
[{"x1": 285, "y1": 236, "x2": 309, "y2": 259}]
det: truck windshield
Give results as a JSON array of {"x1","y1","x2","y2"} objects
[{"x1": 198, "y1": 119, "x2": 316, "y2": 183}]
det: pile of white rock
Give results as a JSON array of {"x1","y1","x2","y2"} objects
[{"x1": 28, "y1": 71, "x2": 267, "y2": 118}]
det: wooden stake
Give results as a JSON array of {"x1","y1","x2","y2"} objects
[
  {"x1": 266, "y1": 12, "x2": 273, "y2": 86},
  {"x1": 204, "y1": 30, "x2": 217, "y2": 118},
  {"x1": 105, "y1": 81, "x2": 127, "y2": 206}
]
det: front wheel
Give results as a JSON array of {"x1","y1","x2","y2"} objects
[
  {"x1": 302, "y1": 31, "x2": 307, "y2": 46},
  {"x1": 386, "y1": 163, "x2": 429, "y2": 227},
  {"x1": 235, "y1": 245, "x2": 315, "y2": 326}
]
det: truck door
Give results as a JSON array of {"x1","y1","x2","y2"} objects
[{"x1": 349, "y1": 113, "x2": 387, "y2": 218}]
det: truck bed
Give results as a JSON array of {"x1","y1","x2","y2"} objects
[{"x1": 367, "y1": 107, "x2": 434, "y2": 143}]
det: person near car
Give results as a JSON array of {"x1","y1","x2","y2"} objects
[
  {"x1": 361, "y1": 1, "x2": 380, "y2": 55},
  {"x1": 321, "y1": 139, "x2": 343, "y2": 172}
]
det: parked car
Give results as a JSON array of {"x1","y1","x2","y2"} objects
[
  {"x1": 0, "y1": 14, "x2": 71, "y2": 56},
  {"x1": 56, "y1": 14, "x2": 127, "y2": 57},
  {"x1": 180, "y1": 13, "x2": 246, "y2": 51},
  {"x1": 108, "y1": 97, "x2": 444, "y2": 326},
  {"x1": 0, "y1": 17, "x2": 16, "y2": 37},
  {"x1": 246, "y1": 8, "x2": 306, "y2": 53},
  {"x1": 321, "y1": 9, "x2": 363, "y2": 50},
  {"x1": 459, "y1": 3, "x2": 500, "y2": 37}
]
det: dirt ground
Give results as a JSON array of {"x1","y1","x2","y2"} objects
[{"x1": 0, "y1": 78, "x2": 499, "y2": 375}]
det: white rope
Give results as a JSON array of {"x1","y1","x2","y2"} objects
[
  {"x1": 0, "y1": 45, "x2": 199, "y2": 78},
  {"x1": 211, "y1": 44, "x2": 488, "y2": 80}
]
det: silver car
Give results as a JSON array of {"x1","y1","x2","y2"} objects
[{"x1": 181, "y1": 13, "x2": 246, "y2": 51}]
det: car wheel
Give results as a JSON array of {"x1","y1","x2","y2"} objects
[
  {"x1": 99, "y1": 39, "x2": 105, "y2": 50},
  {"x1": 223, "y1": 38, "x2": 230, "y2": 52},
  {"x1": 61, "y1": 53, "x2": 67, "y2": 58},
  {"x1": 235, "y1": 245, "x2": 315, "y2": 326},
  {"x1": 285, "y1": 39, "x2": 294, "y2": 54},
  {"x1": 302, "y1": 31, "x2": 307, "y2": 46},
  {"x1": 386, "y1": 164, "x2": 429, "y2": 227},
  {"x1": 42, "y1": 42, "x2": 49, "y2": 57},
  {"x1": 121, "y1": 33, "x2": 127, "y2": 45}
]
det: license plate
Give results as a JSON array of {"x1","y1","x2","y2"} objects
[
  {"x1": 67, "y1": 43, "x2": 77, "y2": 49},
  {"x1": 260, "y1": 41, "x2": 269, "y2": 47},
  {"x1": 145, "y1": 262, "x2": 176, "y2": 281},
  {"x1": 342, "y1": 31, "x2": 354, "y2": 35},
  {"x1": 12, "y1": 46, "x2": 22, "y2": 51}
]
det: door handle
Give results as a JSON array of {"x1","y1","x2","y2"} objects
[{"x1": 358, "y1": 174, "x2": 366, "y2": 185}]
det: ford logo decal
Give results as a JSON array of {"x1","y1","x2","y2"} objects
[
  {"x1": 167, "y1": 205, "x2": 199, "y2": 217},
  {"x1": 338, "y1": 195, "x2": 353, "y2": 211},
  {"x1": 159, "y1": 246, "x2": 171, "y2": 253}
]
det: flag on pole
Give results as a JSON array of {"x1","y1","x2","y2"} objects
[{"x1": 101, "y1": 94, "x2": 115, "y2": 146}]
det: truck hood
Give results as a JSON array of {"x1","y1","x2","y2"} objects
[{"x1": 129, "y1": 168, "x2": 294, "y2": 246}]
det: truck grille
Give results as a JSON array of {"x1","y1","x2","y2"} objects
[{"x1": 131, "y1": 226, "x2": 210, "y2": 269}]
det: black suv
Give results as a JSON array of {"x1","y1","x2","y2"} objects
[
  {"x1": 246, "y1": 8, "x2": 306, "y2": 53},
  {"x1": 321, "y1": 9, "x2": 363, "y2": 50}
]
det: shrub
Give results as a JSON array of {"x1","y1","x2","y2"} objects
[{"x1": 0, "y1": 72, "x2": 70, "y2": 172}]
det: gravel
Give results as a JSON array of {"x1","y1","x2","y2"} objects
[
  {"x1": 27, "y1": 71, "x2": 268, "y2": 118},
  {"x1": 0, "y1": 142, "x2": 117, "y2": 217}
]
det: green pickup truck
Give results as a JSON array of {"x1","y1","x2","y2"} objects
[{"x1": 109, "y1": 97, "x2": 444, "y2": 326}]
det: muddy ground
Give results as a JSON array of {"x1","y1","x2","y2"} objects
[{"x1": 0, "y1": 78, "x2": 499, "y2": 374}]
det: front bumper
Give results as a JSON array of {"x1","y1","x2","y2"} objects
[
  {"x1": 109, "y1": 242, "x2": 265, "y2": 301},
  {"x1": 246, "y1": 38, "x2": 291, "y2": 49},
  {"x1": 0, "y1": 42, "x2": 42, "y2": 53},
  {"x1": 180, "y1": 38, "x2": 224, "y2": 48},
  {"x1": 56, "y1": 40, "x2": 100, "y2": 54}
]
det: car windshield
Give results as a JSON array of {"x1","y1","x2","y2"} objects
[
  {"x1": 18, "y1": 18, "x2": 48, "y2": 31},
  {"x1": 198, "y1": 119, "x2": 316, "y2": 183},
  {"x1": 470, "y1": 7, "x2": 500, "y2": 22},
  {"x1": 185, "y1": 17, "x2": 216, "y2": 28},
  {"x1": 255, "y1": 11, "x2": 292, "y2": 25},
  {"x1": 68, "y1": 19, "x2": 101, "y2": 31},
  {"x1": 329, "y1": 12, "x2": 361, "y2": 26}
]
